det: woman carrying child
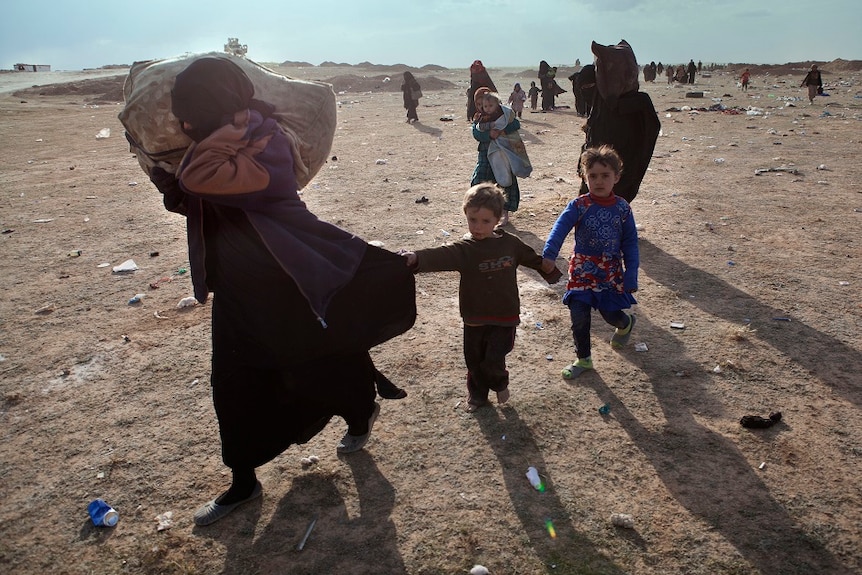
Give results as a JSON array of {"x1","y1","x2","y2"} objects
[{"x1": 470, "y1": 88, "x2": 532, "y2": 226}]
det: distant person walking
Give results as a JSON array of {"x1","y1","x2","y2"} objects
[
  {"x1": 687, "y1": 59, "x2": 697, "y2": 84},
  {"x1": 508, "y1": 83, "x2": 527, "y2": 118},
  {"x1": 401, "y1": 71, "x2": 422, "y2": 124},
  {"x1": 528, "y1": 81, "x2": 540, "y2": 111},
  {"x1": 800, "y1": 64, "x2": 822, "y2": 104},
  {"x1": 740, "y1": 68, "x2": 751, "y2": 91},
  {"x1": 666, "y1": 65, "x2": 674, "y2": 85}
]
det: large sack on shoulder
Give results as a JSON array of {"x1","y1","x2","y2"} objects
[{"x1": 118, "y1": 52, "x2": 336, "y2": 189}]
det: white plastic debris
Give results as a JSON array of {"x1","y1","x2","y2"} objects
[
  {"x1": 95, "y1": 128, "x2": 111, "y2": 139},
  {"x1": 177, "y1": 297, "x2": 198, "y2": 308},
  {"x1": 112, "y1": 259, "x2": 138, "y2": 273},
  {"x1": 155, "y1": 511, "x2": 173, "y2": 531},
  {"x1": 470, "y1": 565, "x2": 490, "y2": 575}
]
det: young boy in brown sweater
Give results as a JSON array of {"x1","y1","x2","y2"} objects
[{"x1": 403, "y1": 183, "x2": 562, "y2": 411}]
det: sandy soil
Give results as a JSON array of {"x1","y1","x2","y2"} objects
[{"x1": 1, "y1": 60, "x2": 861, "y2": 575}]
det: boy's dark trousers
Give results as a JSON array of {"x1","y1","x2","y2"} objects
[{"x1": 463, "y1": 324, "x2": 516, "y2": 405}]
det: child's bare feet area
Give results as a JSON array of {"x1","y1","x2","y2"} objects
[{"x1": 496, "y1": 388, "x2": 510, "y2": 404}]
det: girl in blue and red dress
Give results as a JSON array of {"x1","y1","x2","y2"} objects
[{"x1": 541, "y1": 145, "x2": 639, "y2": 379}]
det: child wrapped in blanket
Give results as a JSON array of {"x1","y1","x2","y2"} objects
[{"x1": 473, "y1": 90, "x2": 532, "y2": 226}]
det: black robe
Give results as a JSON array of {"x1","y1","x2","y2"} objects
[{"x1": 578, "y1": 90, "x2": 660, "y2": 203}]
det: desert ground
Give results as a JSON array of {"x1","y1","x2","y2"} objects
[{"x1": 0, "y1": 58, "x2": 861, "y2": 575}]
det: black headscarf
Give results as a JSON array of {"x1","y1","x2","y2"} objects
[{"x1": 171, "y1": 57, "x2": 274, "y2": 142}]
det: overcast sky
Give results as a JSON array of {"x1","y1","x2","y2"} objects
[{"x1": 2, "y1": 0, "x2": 859, "y2": 71}]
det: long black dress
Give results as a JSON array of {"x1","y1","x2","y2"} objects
[{"x1": 204, "y1": 201, "x2": 415, "y2": 468}]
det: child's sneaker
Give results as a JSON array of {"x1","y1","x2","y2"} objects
[
  {"x1": 562, "y1": 357, "x2": 593, "y2": 379},
  {"x1": 610, "y1": 314, "x2": 636, "y2": 349}
]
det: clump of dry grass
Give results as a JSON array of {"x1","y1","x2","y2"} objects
[{"x1": 726, "y1": 324, "x2": 757, "y2": 343}]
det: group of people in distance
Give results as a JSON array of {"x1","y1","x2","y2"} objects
[{"x1": 144, "y1": 41, "x2": 659, "y2": 525}]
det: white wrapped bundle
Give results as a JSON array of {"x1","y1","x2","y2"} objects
[{"x1": 118, "y1": 52, "x2": 336, "y2": 189}]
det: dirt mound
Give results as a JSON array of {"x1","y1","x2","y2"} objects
[
  {"x1": 13, "y1": 76, "x2": 126, "y2": 103},
  {"x1": 323, "y1": 73, "x2": 456, "y2": 93},
  {"x1": 724, "y1": 59, "x2": 862, "y2": 76}
]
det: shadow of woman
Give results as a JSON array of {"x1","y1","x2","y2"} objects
[
  {"x1": 411, "y1": 121, "x2": 443, "y2": 138},
  {"x1": 216, "y1": 452, "x2": 405, "y2": 574},
  {"x1": 588, "y1": 314, "x2": 854, "y2": 574},
  {"x1": 639, "y1": 238, "x2": 862, "y2": 408},
  {"x1": 472, "y1": 406, "x2": 628, "y2": 573}
]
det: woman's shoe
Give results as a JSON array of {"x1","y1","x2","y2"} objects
[{"x1": 193, "y1": 481, "x2": 262, "y2": 526}]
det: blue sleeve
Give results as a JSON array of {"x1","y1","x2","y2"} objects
[
  {"x1": 542, "y1": 200, "x2": 578, "y2": 260},
  {"x1": 620, "y1": 204, "x2": 640, "y2": 291},
  {"x1": 472, "y1": 122, "x2": 491, "y2": 143}
]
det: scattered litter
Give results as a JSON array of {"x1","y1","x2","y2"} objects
[
  {"x1": 128, "y1": 181, "x2": 138, "y2": 186},
  {"x1": 535, "y1": 322, "x2": 544, "y2": 330},
  {"x1": 95, "y1": 128, "x2": 111, "y2": 139},
  {"x1": 375, "y1": 159, "x2": 387, "y2": 165},
  {"x1": 368, "y1": 240, "x2": 385, "y2": 247},
  {"x1": 128, "y1": 293, "x2": 145, "y2": 305},
  {"x1": 838, "y1": 281, "x2": 850, "y2": 286},
  {"x1": 713, "y1": 365, "x2": 722, "y2": 373},
  {"x1": 714, "y1": 158, "x2": 725, "y2": 164},
  {"x1": 149, "y1": 251, "x2": 159, "y2": 257},
  {"x1": 598, "y1": 403, "x2": 611, "y2": 415},
  {"x1": 177, "y1": 297, "x2": 197, "y2": 308},
  {"x1": 68, "y1": 249, "x2": 82, "y2": 257},
  {"x1": 727, "y1": 261, "x2": 735, "y2": 266},
  {"x1": 758, "y1": 462, "x2": 767, "y2": 470},
  {"x1": 296, "y1": 515, "x2": 318, "y2": 551},
  {"x1": 112, "y1": 259, "x2": 138, "y2": 273},
  {"x1": 634, "y1": 342, "x2": 649, "y2": 352},
  {"x1": 545, "y1": 354, "x2": 553, "y2": 361},
  {"x1": 740, "y1": 411, "x2": 782, "y2": 429},
  {"x1": 155, "y1": 511, "x2": 173, "y2": 531},
  {"x1": 526, "y1": 466, "x2": 544, "y2": 491},
  {"x1": 816, "y1": 164, "x2": 829, "y2": 171},
  {"x1": 190, "y1": 378, "x2": 199, "y2": 387},
  {"x1": 415, "y1": 195, "x2": 429, "y2": 204},
  {"x1": 670, "y1": 321, "x2": 686, "y2": 329},
  {"x1": 440, "y1": 229, "x2": 450, "y2": 237},
  {"x1": 33, "y1": 218, "x2": 54, "y2": 223},
  {"x1": 34, "y1": 303, "x2": 54, "y2": 315},
  {"x1": 439, "y1": 114, "x2": 455, "y2": 121},
  {"x1": 754, "y1": 167, "x2": 798, "y2": 176},
  {"x1": 470, "y1": 566, "x2": 490, "y2": 575},
  {"x1": 611, "y1": 513, "x2": 635, "y2": 529},
  {"x1": 545, "y1": 519, "x2": 557, "y2": 539},
  {"x1": 772, "y1": 317, "x2": 791, "y2": 322}
]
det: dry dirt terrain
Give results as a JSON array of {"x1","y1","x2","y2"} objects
[{"x1": 1, "y1": 60, "x2": 861, "y2": 575}]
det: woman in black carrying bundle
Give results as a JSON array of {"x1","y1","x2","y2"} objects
[{"x1": 149, "y1": 57, "x2": 415, "y2": 526}]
